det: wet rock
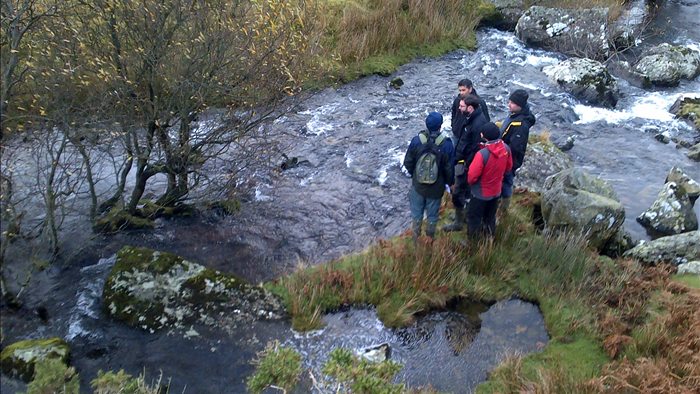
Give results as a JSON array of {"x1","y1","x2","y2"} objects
[
  {"x1": 552, "y1": 136, "x2": 575, "y2": 152},
  {"x1": 103, "y1": 246, "x2": 286, "y2": 332},
  {"x1": 480, "y1": 0, "x2": 526, "y2": 31},
  {"x1": 607, "y1": 60, "x2": 650, "y2": 89},
  {"x1": 636, "y1": 182, "x2": 698, "y2": 235},
  {"x1": 672, "y1": 138, "x2": 694, "y2": 149},
  {"x1": 541, "y1": 168, "x2": 625, "y2": 250},
  {"x1": 0, "y1": 338, "x2": 70, "y2": 381},
  {"x1": 623, "y1": 230, "x2": 700, "y2": 265},
  {"x1": 516, "y1": 139, "x2": 574, "y2": 192},
  {"x1": 516, "y1": 6, "x2": 610, "y2": 60},
  {"x1": 358, "y1": 343, "x2": 391, "y2": 363},
  {"x1": 665, "y1": 166, "x2": 700, "y2": 204},
  {"x1": 390, "y1": 78, "x2": 404, "y2": 89},
  {"x1": 655, "y1": 133, "x2": 671, "y2": 144},
  {"x1": 633, "y1": 44, "x2": 700, "y2": 87},
  {"x1": 542, "y1": 57, "x2": 620, "y2": 108},
  {"x1": 670, "y1": 96, "x2": 700, "y2": 132},
  {"x1": 687, "y1": 143, "x2": 700, "y2": 161},
  {"x1": 677, "y1": 260, "x2": 700, "y2": 275}
]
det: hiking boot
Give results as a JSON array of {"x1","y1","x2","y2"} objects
[
  {"x1": 498, "y1": 196, "x2": 511, "y2": 214},
  {"x1": 449, "y1": 201, "x2": 468, "y2": 220},
  {"x1": 412, "y1": 219, "x2": 422, "y2": 243},
  {"x1": 442, "y1": 209, "x2": 465, "y2": 232},
  {"x1": 426, "y1": 221, "x2": 437, "y2": 239}
]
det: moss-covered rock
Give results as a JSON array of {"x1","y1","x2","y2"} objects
[
  {"x1": 0, "y1": 338, "x2": 70, "y2": 381},
  {"x1": 516, "y1": 139, "x2": 574, "y2": 193},
  {"x1": 633, "y1": 44, "x2": 700, "y2": 87},
  {"x1": 665, "y1": 166, "x2": 700, "y2": 204},
  {"x1": 671, "y1": 96, "x2": 700, "y2": 131},
  {"x1": 541, "y1": 168, "x2": 626, "y2": 250},
  {"x1": 623, "y1": 231, "x2": 700, "y2": 266},
  {"x1": 92, "y1": 206, "x2": 155, "y2": 234},
  {"x1": 542, "y1": 58, "x2": 620, "y2": 108},
  {"x1": 636, "y1": 182, "x2": 698, "y2": 236},
  {"x1": 103, "y1": 246, "x2": 286, "y2": 332}
]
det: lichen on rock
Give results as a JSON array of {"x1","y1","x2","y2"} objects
[
  {"x1": 0, "y1": 338, "x2": 70, "y2": 381},
  {"x1": 103, "y1": 246, "x2": 287, "y2": 332}
]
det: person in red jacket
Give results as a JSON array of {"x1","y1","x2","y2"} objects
[{"x1": 467, "y1": 122, "x2": 513, "y2": 238}]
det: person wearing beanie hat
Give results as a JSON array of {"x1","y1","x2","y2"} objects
[
  {"x1": 497, "y1": 90, "x2": 536, "y2": 213},
  {"x1": 508, "y1": 89, "x2": 529, "y2": 109},
  {"x1": 425, "y1": 111, "x2": 443, "y2": 132},
  {"x1": 404, "y1": 112, "x2": 455, "y2": 242},
  {"x1": 466, "y1": 122, "x2": 512, "y2": 238},
  {"x1": 481, "y1": 122, "x2": 501, "y2": 142},
  {"x1": 451, "y1": 78, "x2": 491, "y2": 142},
  {"x1": 443, "y1": 95, "x2": 488, "y2": 232}
]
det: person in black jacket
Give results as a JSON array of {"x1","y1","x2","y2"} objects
[
  {"x1": 498, "y1": 89, "x2": 536, "y2": 213},
  {"x1": 443, "y1": 95, "x2": 487, "y2": 232},
  {"x1": 404, "y1": 112, "x2": 455, "y2": 241},
  {"x1": 451, "y1": 78, "x2": 490, "y2": 143}
]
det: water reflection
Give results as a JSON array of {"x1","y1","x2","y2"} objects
[{"x1": 287, "y1": 299, "x2": 549, "y2": 394}]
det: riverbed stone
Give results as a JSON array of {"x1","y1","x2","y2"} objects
[
  {"x1": 103, "y1": 246, "x2": 286, "y2": 332},
  {"x1": 623, "y1": 231, "x2": 700, "y2": 266},
  {"x1": 541, "y1": 168, "x2": 625, "y2": 250},
  {"x1": 515, "y1": 138, "x2": 574, "y2": 192},
  {"x1": 542, "y1": 57, "x2": 620, "y2": 108},
  {"x1": 687, "y1": 144, "x2": 700, "y2": 162},
  {"x1": 607, "y1": 0, "x2": 648, "y2": 50},
  {"x1": 669, "y1": 96, "x2": 700, "y2": 132},
  {"x1": 516, "y1": 6, "x2": 610, "y2": 60},
  {"x1": 633, "y1": 44, "x2": 700, "y2": 87},
  {"x1": 636, "y1": 182, "x2": 698, "y2": 236},
  {"x1": 665, "y1": 166, "x2": 700, "y2": 204},
  {"x1": 0, "y1": 338, "x2": 70, "y2": 381}
]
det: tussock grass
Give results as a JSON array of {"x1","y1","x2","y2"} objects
[{"x1": 267, "y1": 190, "x2": 700, "y2": 393}]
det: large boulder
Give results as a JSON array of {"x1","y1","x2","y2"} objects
[
  {"x1": 103, "y1": 246, "x2": 286, "y2": 332},
  {"x1": 623, "y1": 230, "x2": 700, "y2": 266},
  {"x1": 633, "y1": 44, "x2": 700, "y2": 87},
  {"x1": 480, "y1": 0, "x2": 526, "y2": 31},
  {"x1": 516, "y1": 6, "x2": 610, "y2": 60},
  {"x1": 515, "y1": 138, "x2": 574, "y2": 192},
  {"x1": 0, "y1": 338, "x2": 70, "y2": 381},
  {"x1": 542, "y1": 168, "x2": 625, "y2": 250},
  {"x1": 665, "y1": 166, "x2": 700, "y2": 204},
  {"x1": 542, "y1": 58, "x2": 620, "y2": 108},
  {"x1": 541, "y1": 168, "x2": 626, "y2": 250},
  {"x1": 636, "y1": 182, "x2": 698, "y2": 236}
]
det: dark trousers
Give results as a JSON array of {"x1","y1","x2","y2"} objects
[
  {"x1": 451, "y1": 172, "x2": 471, "y2": 210},
  {"x1": 467, "y1": 197, "x2": 499, "y2": 237}
]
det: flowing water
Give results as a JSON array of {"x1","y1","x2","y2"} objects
[{"x1": 2, "y1": 4, "x2": 700, "y2": 393}]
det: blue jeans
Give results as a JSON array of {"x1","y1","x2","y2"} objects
[
  {"x1": 410, "y1": 188, "x2": 441, "y2": 223},
  {"x1": 501, "y1": 170, "x2": 515, "y2": 198}
]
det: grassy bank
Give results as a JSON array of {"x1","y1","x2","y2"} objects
[{"x1": 266, "y1": 194, "x2": 700, "y2": 393}]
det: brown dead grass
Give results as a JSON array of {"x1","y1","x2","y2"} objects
[{"x1": 590, "y1": 264, "x2": 700, "y2": 393}]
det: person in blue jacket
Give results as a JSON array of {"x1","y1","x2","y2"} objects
[{"x1": 403, "y1": 112, "x2": 455, "y2": 241}]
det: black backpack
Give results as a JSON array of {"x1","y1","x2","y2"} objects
[{"x1": 414, "y1": 132, "x2": 446, "y2": 184}]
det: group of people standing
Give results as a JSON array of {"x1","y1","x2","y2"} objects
[{"x1": 403, "y1": 78, "x2": 536, "y2": 242}]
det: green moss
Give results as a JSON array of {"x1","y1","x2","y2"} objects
[
  {"x1": 181, "y1": 267, "x2": 248, "y2": 305},
  {"x1": 0, "y1": 338, "x2": 71, "y2": 381},
  {"x1": 92, "y1": 206, "x2": 155, "y2": 234},
  {"x1": 476, "y1": 336, "x2": 609, "y2": 393},
  {"x1": 677, "y1": 98, "x2": 700, "y2": 130},
  {"x1": 672, "y1": 273, "x2": 700, "y2": 289}
]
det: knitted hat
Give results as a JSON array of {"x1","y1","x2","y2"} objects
[
  {"x1": 481, "y1": 122, "x2": 501, "y2": 141},
  {"x1": 425, "y1": 112, "x2": 443, "y2": 132},
  {"x1": 509, "y1": 89, "x2": 529, "y2": 108}
]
